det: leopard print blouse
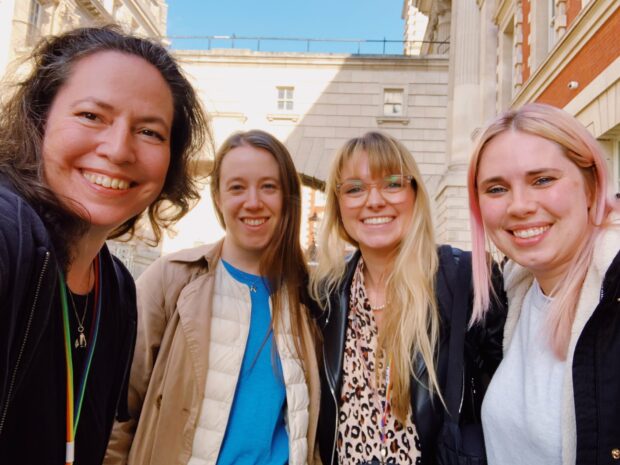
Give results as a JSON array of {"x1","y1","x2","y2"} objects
[{"x1": 337, "y1": 259, "x2": 422, "y2": 465}]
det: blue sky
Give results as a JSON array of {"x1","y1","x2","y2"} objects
[{"x1": 167, "y1": 0, "x2": 405, "y2": 54}]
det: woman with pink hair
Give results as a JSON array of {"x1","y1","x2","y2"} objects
[{"x1": 467, "y1": 102, "x2": 620, "y2": 465}]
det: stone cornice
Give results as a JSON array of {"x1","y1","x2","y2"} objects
[
  {"x1": 124, "y1": 0, "x2": 163, "y2": 37},
  {"x1": 494, "y1": 0, "x2": 515, "y2": 28},
  {"x1": 512, "y1": 0, "x2": 617, "y2": 106},
  {"x1": 175, "y1": 50, "x2": 449, "y2": 70},
  {"x1": 411, "y1": 0, "x2": 434, "y2": 16},
  {"x1": 74, "y1": 0, "x2": 112, "y2": 22}
]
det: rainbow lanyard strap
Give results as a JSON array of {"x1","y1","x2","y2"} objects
[
  {"x1": 378, "y1": 360, "x2": 391, "y2": 462},
  {"x1": 58, "y1": 254, "x2": 102, "y2": 465}
]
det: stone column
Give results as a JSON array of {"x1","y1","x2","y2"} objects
[
  {"x1": 479, "y1": 0, "x2": 499, "y2": 121},
  {"x1": 435, "y1": 0, "x2": 484, "y2": 249},
  {"x1": 435, "y1": 0, "x2": 452, "y2": 54}
]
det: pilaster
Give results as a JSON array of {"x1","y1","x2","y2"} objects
[{"x1": 435, "y1": 0, "x2": 482, "y2": 247}]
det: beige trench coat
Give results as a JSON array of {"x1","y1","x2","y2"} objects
[{"x1": 104, "y1": 240, "x2": 321, "y2": 465}]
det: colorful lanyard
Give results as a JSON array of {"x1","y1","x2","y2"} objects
[
  {"x1": 353, "y1": 303, "x2": 393, "y2": 462},
  {"x1": 378, "y1": 363, "x2": 392, "y2": 462},
  {"x1": 58, "y1": 254, "x2": 102, "y2": 465}
]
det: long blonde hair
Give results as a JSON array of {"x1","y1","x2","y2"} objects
[
  {"x1": 467, "y1": 103, "x2": 617, "y2": 358},
  {"x1": 310, "y1": 131, "x2": 441, "y2": 422}
]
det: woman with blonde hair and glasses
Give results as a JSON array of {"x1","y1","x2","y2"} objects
[
  {"x1": 468, "y1": 103, "x2": 620, "y2": 465},
  {"x1": 310, "y1": 131, "x2": 506, "y2": 464}
]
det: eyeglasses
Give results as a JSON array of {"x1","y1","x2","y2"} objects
[{"x1": 336, "y1": 174, "x2": 415, "y2": 207}]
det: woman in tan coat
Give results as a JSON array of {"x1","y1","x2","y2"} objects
[{"x1": 105, "y1": 130, "x2": 320, "y2": 465}]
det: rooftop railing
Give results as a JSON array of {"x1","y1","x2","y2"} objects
[{"x1": 168, "y1": 34, "x2": 450, "y2": 55}]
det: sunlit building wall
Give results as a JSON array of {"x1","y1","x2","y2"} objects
[{"x1": 164, "y1": 48, "x2": 449, "y2": 256}]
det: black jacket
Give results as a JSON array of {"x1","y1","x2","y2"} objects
[
  {"x1": 568, "y1": 248, "x2": 620, "y2": 464},
  {"x1": 317, "y1": 246, "x2": 506, "y2": 465},
  {"x1": 0, "y1": 180, "x2": 136, "y2": 464}
]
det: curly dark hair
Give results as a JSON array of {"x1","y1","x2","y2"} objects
[{"x1": 0, "y1": 25, "x2": 210, "y2": 269}]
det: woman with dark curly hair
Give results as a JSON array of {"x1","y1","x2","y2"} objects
[{"x1": 0, "y1": 26, "x2": 208, "y2": 464}]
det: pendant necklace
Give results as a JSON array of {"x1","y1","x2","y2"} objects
[
  {"x1": 248, "y1": 276, "x2": 264, "y2": 293},
  {"x1": 68, "y1": 290, "x2": 89, "y2": 349}
]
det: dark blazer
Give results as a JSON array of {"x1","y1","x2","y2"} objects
[
  {"x1": 316, "y1": 246, "x2": 507, "y2": 465},
  {"x1": 0, "y1": 179, "x2": 136, "y2": 464},
  {"x1": 569, "y1": 248, "x2": 620, "y2": 464}
]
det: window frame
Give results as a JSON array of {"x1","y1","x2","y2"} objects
[
  {"x1": 276, "y1": 86, "x2": 295, "y2": 112},
  {"x1": 383, "y1": 88, "x2": 405, "y2": 117}
]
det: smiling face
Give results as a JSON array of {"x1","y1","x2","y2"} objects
[
  {"x1": 476, "y1": 130, "x2": 593, "y2": 293},
  {"x1": 338, "y1": 150, "x2": 415, "y2": 259},
  {"x1": 41, "y1": 50, "x2": 173, "y2": 238},
  {"x1": 216, "y1": 144, "x2": 283, "y2": 269}
]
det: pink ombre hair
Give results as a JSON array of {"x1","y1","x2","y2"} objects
[{"x1": 467, "y1": 103, "x2": 617, "y2": 358}]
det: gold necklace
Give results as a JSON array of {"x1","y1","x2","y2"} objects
[
  {"x1": 370, "y1": 302, "x2": 386, "y2": 311},
  {"x1": 68, "y1": 290, "x2": 89, "y2": 349}
]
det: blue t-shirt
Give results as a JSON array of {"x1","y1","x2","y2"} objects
[{"x1": 216, "y1": 260, "x2": 289, "y2": 465}]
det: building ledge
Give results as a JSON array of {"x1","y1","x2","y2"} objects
[
  {"x1": 74, "y1": 0, "x2": 112, "y2": 22},
  {"x1": 266, "y1": 113, "x2": 299, "y2": 122},
  {"x1": 210, "y1": 111, "x2": 247, "y2": 122},
  {"x1": 376, "y1": 116, "x2": 410, "y2": 125}
]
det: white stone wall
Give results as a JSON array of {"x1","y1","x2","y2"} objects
[{"x1": 163, "y1": 49, "x2": 449, "y2": 254}]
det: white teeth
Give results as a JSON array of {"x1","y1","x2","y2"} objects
[
  {"x1": 82, "y1": 172, "x2": 130, "y2": 190},
  {"x1": 513, "y1": 226, "x2": 550, "y2": 239},
  {"x1": 243, "y1": 218, "x2": 266, "y2": 226},
  {"x1": 363, "y1": 217, "x2": 393, "y2": 225}
]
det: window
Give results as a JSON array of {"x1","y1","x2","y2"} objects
[
  {"x1": 27, "y1": 0, "x2": 42, "y2": 44},
  {"x1": 277, "y1": 87, "x2": 294, "y2": 111},
  {"x1": 28, "y1": 0, "x2": 42, "y2": 26},
  {"x1": 548, "y1": 0, "x2": 556, "y2": 50},
  {"x1": 383, "y1": 89, "x2": 404, "y2": 116}
]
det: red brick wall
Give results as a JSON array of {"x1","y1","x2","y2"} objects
[
  {"x1": 566, "y1": 0, "x2": 582, "y2": 28},
  {"x1": 522, "y1": 0, "x2": 531, "y2": 82},
  {"x1": 536, "y1": 9, "x2": 620, "y2": 108}
]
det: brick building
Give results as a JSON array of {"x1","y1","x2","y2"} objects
[{"x1": 404, "y1": 0, "x2": 619, "y2": 248}]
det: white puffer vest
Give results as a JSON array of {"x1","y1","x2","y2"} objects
[{"x1": 187, "y1": 262, "x2": 309, "y2": 465}]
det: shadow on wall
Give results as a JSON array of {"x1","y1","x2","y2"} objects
[{"x1": 159, "y1": 49, "x2": 450, "y2": 256}]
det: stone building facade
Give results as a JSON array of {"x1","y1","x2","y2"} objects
[
  {"x1": 5, "y1": 0, "x2": 615, "y2": 270},
  {"x1": 162, "y1": 49, "x2": 449, "y2": 255},
  {"x1": 0, "y1": 0, "x2": 167, "y2": 80},
  {"x1": 405, "y1": 0, "x2": 620, "y2": 249}
]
